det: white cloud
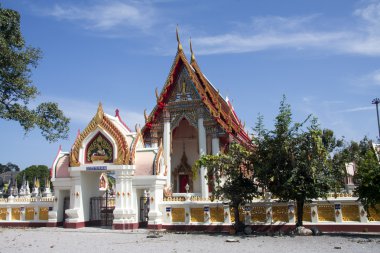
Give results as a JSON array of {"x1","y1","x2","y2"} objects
[
  {"x1": 370, "y1": 69, "x2": 380, "y2": 84},
  {"x1": 354, "y1": 1, "x2": 380, "y2": 25},
  {"x1": 190, "y1": 2, "x2": 380, "y2": 56},
  {"x1": 339, "y1": 106, "x2": 373, "y2": 113},
  {"x1": 41, "y1": 97, "x2": 144, "y2": 128},
  {"x1": 193, "y1": 30, "x2": 349, "y2": 55},
  {"x1": 355, "y1": 69, "x2": 380, "y2": 86},
  {"x1": 47, "y1": 1, "x2": 155, "y2": 32}
]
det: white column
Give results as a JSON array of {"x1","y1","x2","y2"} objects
[
  {"x1": 114, "y1": 170, "x2": 125, "y2": 210},
  {"x1": 148, "y1": 180, "x2": 165, "y2": 227},
  {"x1": 65, "y1": 172, "x2": 83, "y2": 223},
  {"x1": 163, "y1": 110, "x2": 171, "y2": 187},
  {"x1": 212, "y1": 136, "x2": 220, "y2": 155},
  {"x1": 198, "y1": 114, "x2": 208, "y2": 199},
  {"x1": 125, "y1": 167, "x2": 135, "y2": 215}
]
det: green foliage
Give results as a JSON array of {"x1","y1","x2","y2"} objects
[
  {"x1": 194, "y1": 143, "x2": 258, "y2": 230},
  {"x1": 354, "y1": 142, "x2": 380, "y2": 213},
  {"x1": 253, "y1": 96, "x2": 335, "y2": 226},
  {"x1": 0, "y1": 162, "x2": 20, "y2": 174},
  {"x1": 16, "y1": 165, "x2": 50, "y2": 189},
  {"x1": 0, "y1": 5, "x2": 69, "y2": 142}
]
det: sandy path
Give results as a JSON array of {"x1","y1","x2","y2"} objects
[{"x1": 0, "y1": 227, "x2": 379, "y2": 253}]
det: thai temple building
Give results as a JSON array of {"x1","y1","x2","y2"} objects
[
  {"x1": 50, "y1": 29, "x2": 251, "y2": 230},
  {"x1": 0, "y1": 30, "x2": 379, "y2": 232}
]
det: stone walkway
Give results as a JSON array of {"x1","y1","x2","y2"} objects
[{"x1": 0, "y1": 227, "x2": 379, "y2": 253}]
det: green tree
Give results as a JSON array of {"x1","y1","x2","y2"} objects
[
  {"x1": 0, "y1": 162, "x2": 20, "y2": 173},
  {"x1": 0, "y1": 5, "x2": 69, "y2": 142},
  {"x1": 16, "y1": 165, "x2": 50, "y2": 189},
  {"x1": 194, "y1": 143, "x2": 258, "y2": 231},
  {"x1": 322, "y1": 129, "x2": 345, "y2": 195},
  {"x1": 253, "y1": 97, "x2": 333, "y2": 227},
  {"x1": 354, "y1": 141, "x2": 380, "y2": 214}
]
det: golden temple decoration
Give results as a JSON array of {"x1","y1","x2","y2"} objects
[
  {"x1": 230, "y1": 207, "x2": 244, "y2": 223},
  {"x1": 342, "y1": 205, "x2": 360, "y2": 222},
  {"x1": 86, "y1": 133, "x2": 113, "y2": 163},
  {"x1": 70, "y1": 103, "x2": 130, "y2": 167},
  {"x1": 181, "y1": 80, "x2": 186, "y2": 95},
  {"x1": 190, "y1": 37, "x2": 195, "y2": 62},
  {"x1": 190, "y1": 208, "x2": 204, "y2": 222},
  {"x1": 176, "y1": 25, "x2": 183, "y2": 51},
  {"x1": 272, "y1": 206, "x2": 289, "y2": 223},
  {"x1": 25, "y1": 207, "x2": 35, "y2": 220},
  {"x1": 210, "y1": 207, "x2": 224, "y2": 223},
  {"x1": 144, "y1": 109, "x2": 148, "y2": 123},
  {"x1": 39, "y1": 207, "x2": 49, "y2": 221},
  {"x1": 251, "y1": 206, "x2": 266, "y2": 223},
  {"x1": 0, "y1": 208, "x2": 7, "y2": 220},
  {"x1": 317, "y1": 205, "x2": 335, "y2": 222},
  {"x1": 172, "y1": 208, "x2": 185, "y2": 222},
  {"x1": 155, "y1": 139, "x2": 164, "y2": 175},
  {"x1": 294, "y1": 205, "x2": 311, "y2": 222},
  {"x1": 129, "y1": 125, "x2": 144, "y2": 165},
  {"x1": 12, "y1": 208, "x2": 20, "y2": 221},
  {"x1": 155, "y1": 87, "x2": 159, "y2": 100},
  {"x1": 368, "y1": 205, "x2": 380, "y2": 221},
  {"x1": 95, "y1": 102, "x2": 104, "y2": 124}
]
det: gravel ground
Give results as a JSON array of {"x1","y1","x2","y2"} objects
[{"x1": 0, "y1": 227, "x2": 379, "y2": 253}]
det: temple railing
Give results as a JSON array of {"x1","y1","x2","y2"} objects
[
  {"x1": 0, "y1": 197, "x2": 55, "y2": 223},
  {"x1": 160, "y1": 197, "x2": 380, "y2": 225}
]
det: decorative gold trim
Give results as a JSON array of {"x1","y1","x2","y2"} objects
[
  {"x1": 190, "y1": 37, "x2": 195, "y2": 63},
  {"x1": 176, "y1": 25, "x2": 182, "y2": 51},
  {"x1": 70, "y1": 103, "x2": 130, "y2": 166},
  {"x1": 155, "y1": 139, "x2": 164, "y2": 175},
  {"x1": 129, "y1": 125, "x2": 144, "y2": 165}
]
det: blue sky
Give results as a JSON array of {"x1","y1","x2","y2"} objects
[{"x1": 1, "y1": 0, "x2": 380, "y2": 170}]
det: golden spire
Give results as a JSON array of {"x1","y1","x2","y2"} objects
[
  {"x1": 95, "y1": 102, "x2": 104, "y2": 124},
  {"x1": 144, "y1": 109, "x2": 148, "y2": 123},
  {"x1": 176, "y1": 25, "x2": 183, "y2": 51},
  {"x1": 155, "y1": 87, "x2": 159, "y2": 100},
  {"x1": 190, "y1": 37, "x2": 195, "y2": 62}
]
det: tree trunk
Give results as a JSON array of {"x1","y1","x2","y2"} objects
[
  {"x1": 233, "y1": 203, "x2": 243, "y2": 232},
  {"x1": 296, "y1": 199, "x2": 304, "y2": 227}
]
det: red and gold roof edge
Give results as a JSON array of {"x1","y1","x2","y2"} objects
[
  {"x1": 142, "y1": 37, "x2": 252, "y2": 147},
  {"x1": 70, "y1": 103, "x2": 130, "y2": 167}
]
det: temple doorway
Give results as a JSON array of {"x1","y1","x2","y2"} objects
[
  {"x1": 179, "y1": 175, "x2": 189, "y2": 193},
  {"x1": 171, "y1": 118, "x2": 199, "y2": 193},
  {"x1": 89, "y1": 196, "x2": 115, "y2": 227}
]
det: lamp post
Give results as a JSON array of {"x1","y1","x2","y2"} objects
[{"x1": 372, "y1": 98, "x2": 380, "y2": 141}]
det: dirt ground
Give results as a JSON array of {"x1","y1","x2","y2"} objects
[{"x1": 1, "y1": 227, "x2": 380, "y2": 253}]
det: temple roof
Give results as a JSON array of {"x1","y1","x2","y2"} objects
[{"x1": 142, "y1": 29, "x2": 251, "y2": 146}]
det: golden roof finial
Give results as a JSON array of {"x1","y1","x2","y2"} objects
[
  {"x1": 95, "y1": 102, "x2": 104, "y2": 124},
  {"x1": 155, "y1": 87, "x2": 159, "y2": 100},
  {"x1": 176, "y1": 25, "x2": 183, "y2": 51},
  {"x1": 144, "y1": 109, "x2": 148, "y2": 123},
  {"x1": 190, "y1": 37, "x2": 195, "y2": 62},
  {"x1": 135, "y1": 123, "x2": 141, "y2": 133}
]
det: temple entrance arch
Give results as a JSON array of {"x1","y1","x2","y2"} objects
[{"x1": 171, "y1": 118, "x2": 200, "y2": 194}]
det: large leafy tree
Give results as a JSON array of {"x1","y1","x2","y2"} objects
[
  {"x1": 253, "y1": 97, "x2": 334, "y2": 227},
  {"x1": 351, "y1": 139, "x2": 380, "y2": 214},
  {"x1": 194, "y1": 143, "x2": 258, "y2": 231},
  {"x1": 16, "y1": 165, "x2": 50, "y2": 189},
  {"x1": 0, "y1": 5, "x2": 69, "y2": 142},
  {"x1": 0, "y1": 162, "x2": 20, "y2": 174}
]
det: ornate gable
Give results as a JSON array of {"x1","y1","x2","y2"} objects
[
  {"x1": 142, "y1": 28, "x2": 251, "y2": 147},
  {"x1": 70, "y1": 103, "x2": 130, "y2": 167}
]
